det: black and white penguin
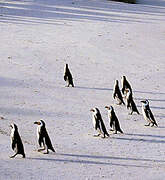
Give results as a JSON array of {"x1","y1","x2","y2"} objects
[
  {"x1": 34, "y1": 120, "x2": 55, "y2": 154},
  {"x1": 125, "y1": 88, "x2": 139, "y2": 115},
  {"x1": 64, "y1": 64, "x2": 74, "y2": 87},
  {"x1": 105, "y1": 105, "x2": 123, "y2": 134},
  {"x1": 10, "y1": 123, "x2": 25, "y2": 158},
  {"x1": 113, "y1": 80, "x2": 125, "y2": 105},
  {"x1": 141, "y1": 100, "x2": 158, "y2": 127},
  {"x1": 90, "y1": 108, "x2": 109, "y2": 138},
  {"x1": 121, "y1": 76, "x2": 132, "y2": 96}
]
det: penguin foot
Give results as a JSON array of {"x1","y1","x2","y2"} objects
[
  {"x1": 10, "y1": 153, "x2": 17, "y2": 158},
  {"x1": 93, "y1": 134, "x2": 101, "y2": 137},
  {"x1": 43, "y1": 151, "x2": 49, "y2": 154},
  {"x1": 144, "y1": 123, "x2": 150, "y2": 126},
  {"x1": 109, "y1": 129, "x2": 114, "y2": 131},
  {"x1": 37, "y1": 148, "x2": 45, "y2": 152},
  {"x1": 101, "y1": 136, "x2": 105, "y2": 139}
]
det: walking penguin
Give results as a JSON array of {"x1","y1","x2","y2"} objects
[
  {"x1": 113, "y1": 80, "x2": 125, "y2": 105},
  {"x1": 141, "y1": 100, "x2": 158, "y2": 127},
  {"x1": 125, "y1": 88, "x2": 139, "y2": 115},
  {"x1": 10, "y1": 123, "x2": 25, "y2": 158},
  {"x1": 90, "y1": 108, "x2": 109, "y2": 138},
  {"x1": 121, "y1": 76, "x2": 132, "y2": 96},
  {"x1": 64, "y1": 64, "x2": 74, "y2": 87},
  {"x1": 105, "y1": 105, "x2": 123, "y2": 134},
  {"x1": 34, "y1": 120, "x2": 55, "y2": 154}
]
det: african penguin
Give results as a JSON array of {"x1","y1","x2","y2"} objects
[
  {"x1": 125, "y1": 88, "x2": 139, "y2": 115},
  {"x1": 10, "y1": 123, "x2": 25, "y2": 158},
  {"x1": 64, "y1": 64, "x2": 74, "y2": 87},
  {"x1": 141, "y1": 100, "x2": 158, "y2": 127},
  {"x1": 34, "y1": 120, "x2": 55, "y2": 154},
  {"x1": 121, "y1": 76, "x2": 132, "y2": 96},
  {"x1": 105, "y1": 106, "x2": 123, "y2": 134},
  {"x1": 113, "y1": 80, "x2": 125, "y2": 105},
  {"x1": 90, "y1": 108, "x2": 109, "y2": 138}
]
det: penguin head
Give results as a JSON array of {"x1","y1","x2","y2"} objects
[
  {"x1": 125, "y1": 88, "x2": 131, "y2": 96},
  {"x1": 115, "y1": 80, "x2": 118, "y2": 85},
  {"x1": 90, "y1": 108, "x2": 99, "y2": 115},
  {"x1": 141, "y1": 100, "x2": 149, "y2": 105},
  {"x1": 10, "y1": 123, "x2": 18, "y2": 131},
  {"x1": 65, "y1": 64, "x2": 68, "y2": 69},
  {"x1": 105, "y1": 105, "x2": 113, "y2": 112},
  {"x1": 122, "y1": 76, "x2": 126, "y2": 80},
  {"x1": 34, "y1": 120, "x2": 45, "y2": 127}
]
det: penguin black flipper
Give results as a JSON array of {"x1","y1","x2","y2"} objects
[
  {"x1": 148, "y1": 109, "x2": 158, "y2": 127},
  {"x1": 44, "y1": 130, "x2": 55, "y2": 152},
  {"x1": 114, "y1": 115, "x2": 123, "y2": 133},
  {"x1": 100, "y1": 119, "x2": 109, "y2": 138},
  {"x1": 64, "y1": 74, "x2": 67, "y2": 81},
  {"x1": 94, "y1": 115, "x2": 101, "y2": 130},
  {"x1": 131, "y1": 100, "x2": 139, "y2": 114},
  {"x1": 11, "y1": 133, "x2": 17, "y2": 150}
]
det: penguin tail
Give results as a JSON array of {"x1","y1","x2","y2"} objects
[
  {"x1": 106, "y1": 132, "x2": 109, "y2": 137},
  {"x1": 155, "y1": 122, "x2": 158, "y2": 127},
  {"x1": 51, "y1": 147, "x2": 56, "y2": 152},
  {"x1": 118, "y1": 128, "x2": 123, "y2": 133}
]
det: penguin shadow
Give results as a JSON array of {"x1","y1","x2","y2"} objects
[
  {"x1": 125, "y1": 133, "x2": 165, "y2": 139},
  {"x1": 75, "y1": 86, "x2": 113, "y2": 91},
  {"x1": 135, "y1": 100, "x2": 165, "y2": 110},
  {"x1": 134, "y1": 90, "x2": 165, "y2": 96},
  {"x1": 135, "y1": 97, "x2": 165, "y2": 103},
  {"x1": 113, "y1": 134, "x2": 165, "y2": 144},
  {"x1": 28, "y1": 153, "x2": 151, "y2": 168}
]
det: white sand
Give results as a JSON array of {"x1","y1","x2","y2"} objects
[{"x1": 0, "y1": 0, "x2": 165, "y2": 179}]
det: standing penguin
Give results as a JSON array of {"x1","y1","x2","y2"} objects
[
  {"x1": 105, "y1": 106, "x2": 123, "y2": 134},
  {"x1": 34, "y1": 120, "x2": 55, "y2": 154},
  {"x1": 10, "y1": 123, "x2": 25, "y2": 158},
  {"x1": 141, "y1": 100, "x2": 158, "y2": 127},
  {"x1": 121, "y1": 76, "x2": 132, "y2": 96},
  {"x1": 125, "y1": 88, "x2": 139, "y2": 115},
  {"x1": 64, "y1": 64, "x2": 74, "y2": 87},
  {"x1": 90, "y1": 108, "x2": 109, "y2": 138},
  {"x1": 113, "y1": 80, "x2": 125, "y2": 105}
]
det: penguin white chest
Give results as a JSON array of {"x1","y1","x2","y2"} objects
[
  {"x1": 142, "y1": 105, "x2": 147, "y2": 120},
  {"x1": 92, "y1": 114, "x2": 96, "y2": 128},
  {"x1": 108, "y1": 111, "x2": 112, "y2": 122},
  {"x1": 37, "y1": 125, "x2": 41, "y2": 140},
  {"x1": 10, "y1": 128, "x2": 15, "y2": 142}
]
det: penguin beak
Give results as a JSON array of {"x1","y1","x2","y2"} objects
[
  {"x1": 34, "y1": 121, "x2": 41, "y2": 125},
  {"x1": 90, "y1": 109, "x2": 94, "y2": 112},
  {"x1": 105, "y1": 106, "x2": 109, "y2": 109}
]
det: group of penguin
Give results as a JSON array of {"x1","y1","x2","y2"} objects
[
  {"x1": 64, "y1": 64, "x2": 158, "y2": 138},
  {"x1": 10, "y1": 120, "x2": 55, "y2": 158},
  {"x1": 9, "y1": 64, "x2": 158, "y2": 158}
]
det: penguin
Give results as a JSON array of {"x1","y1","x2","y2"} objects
[
  {"x1": 34, "y1": 120, "x2": 55, "y2": 154},
  {"x1": 90, "y1": 108, "x2": 109, "y2": 138},
  {"x1": 125, "y1": 88, "x2": 139, "y2": 115},
  {"x1": 10, "y1": 123, "x2": 25, "y2": 158},
  {"x1": 113, "y1": 80, "x2": 125, "y2": 105},
  {"x1": 105, "y1": 105, "x2": 123, "y2": 134},
  {"x1": 64, "y1": 64, "x2": 74, "y2": 87},
  {"x1": 121, "y1": 76, "x2": 132, "y2": 96},
  {"x1": 141, "y1": 100, "x2": 158, "y2": 127}
]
